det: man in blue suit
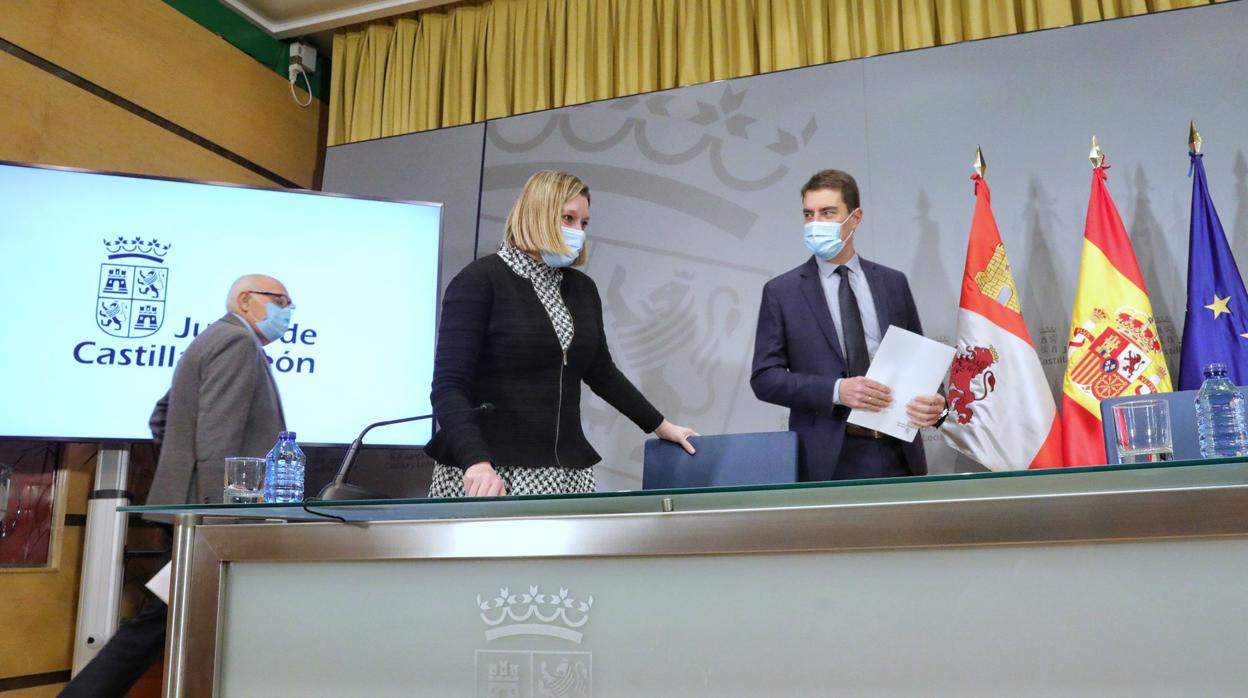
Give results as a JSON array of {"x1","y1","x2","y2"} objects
[{"x1": 751, "y1": 170, "x2": 948, "y2": 481}]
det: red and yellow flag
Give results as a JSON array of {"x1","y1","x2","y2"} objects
[
  {"x1": 941, "y1": 173, "x2": 1063, "y2": 470},
  {"x1": 1062, "y1": 165, "x2": 1172, "y2": 466}
]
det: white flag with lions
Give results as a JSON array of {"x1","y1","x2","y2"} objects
[{"x1": 941, "y1": 172, "x2": 1062, "y2": 470}]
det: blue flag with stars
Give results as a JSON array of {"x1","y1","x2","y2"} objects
[{"x1": 1180, "y1": 151, "x2": 1248, "y2": 389}]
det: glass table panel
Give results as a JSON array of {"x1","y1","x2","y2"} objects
[{"x1": 122, "y1": 456, "x2": 1248, "y2": 522}]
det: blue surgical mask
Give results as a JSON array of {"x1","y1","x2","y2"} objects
[
  {"x1": 804, "y1": 216, "x2": 856, "y2": 261},
  {"x1": 255, "y1": 302, "x2": 292, "y2": 343},
  {"x1": 541, "y1": 226, "x2": 586, "y2": 268}
]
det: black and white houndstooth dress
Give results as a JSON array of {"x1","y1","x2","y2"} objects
[{"x1": 429, "y1": 245, "x2": 596, "y2": 497}]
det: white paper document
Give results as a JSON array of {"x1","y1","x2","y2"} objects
[
  {"x1": 847, "y1": 326, "x2": 955, "y2": 441},
  {"x1": 146, "y1": 561, "x2": 172, "y2": 604}
]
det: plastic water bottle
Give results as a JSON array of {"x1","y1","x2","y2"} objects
[
  {"x1": 264, "y1": 431, "x2": 306, "y2": 502},
  {"x1": 1196, "y1": 363, "x2": 1248, "y2": 458}
]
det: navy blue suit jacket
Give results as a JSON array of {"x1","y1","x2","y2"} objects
[{"x1": 750, "y1": 256, "x2": 928, "y2": 482}]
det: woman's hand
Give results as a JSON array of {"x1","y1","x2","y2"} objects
[
  {"x1": 463, "y1": 462, "x2": 507, "y2": 497},
  {"x1": 655, "y1": 419, "x2": 699, "y2": 455}
]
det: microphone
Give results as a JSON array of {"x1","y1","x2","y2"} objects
[{"x1": 315, "y1": 403, "x2": 495, "y2": 501}]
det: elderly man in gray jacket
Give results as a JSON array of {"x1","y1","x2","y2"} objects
[
  {"x1": 147, "y1": 274, "x2": 290, "y2": 506},
  {"x1": 62, "y1": 274, "x2": 291, "y2": 698}
]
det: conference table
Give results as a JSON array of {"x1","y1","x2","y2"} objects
[{"x1": 128, "y1": 456, "x2": 1248, "y2": 697}]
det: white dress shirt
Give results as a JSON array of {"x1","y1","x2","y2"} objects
[{"x1": 815, "y1": 254, "x2": 882, "y2": 405}]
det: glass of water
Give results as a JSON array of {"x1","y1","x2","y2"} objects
[
  {"x1": 224, "y1": 457, "x2": 265, "y2": 503},
  {"x1": 1111, "y1": 399, "x2": 1173, "y2": 464}
]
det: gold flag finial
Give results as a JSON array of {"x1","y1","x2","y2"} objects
[
  {"x1": 1189, "y1": 120, "x2": 1202, "y2": 154},
  {"x1": 973, "y1": 145, "x2": 986, "y2": 177},
  {"x1": 1089, "y1": 136, "x2": 1105, "y2": 168}
]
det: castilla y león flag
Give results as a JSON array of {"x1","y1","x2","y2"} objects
[
  {"x1": 1062, "y1": 165, "x2": 1172, "y2": 466},
  {"x1": 941, "y1": 174, "x2": 1062, "y2": 470}
]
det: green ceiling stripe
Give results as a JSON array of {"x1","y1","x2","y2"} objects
[{"x1": 163, "y1": 0, "x2": 325, "y2": 102}]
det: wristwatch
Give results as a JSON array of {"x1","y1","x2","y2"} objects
[{"x1": 932, "y1": 404, "x2": 950, "y2": 429}]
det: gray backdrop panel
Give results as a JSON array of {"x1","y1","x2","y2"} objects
[
  {"x1": 859, "y1": 2, "x2": 1248, "y2": 469},
  {"x1": 478, "y1": 56, "x2": 868, "y2": 489},
  {"x1": 322, "y1": 122, "x2": 486, "y2": 302},
  {"x1": 325, "y1": 2, "x2": 1248, "y2": 490}
]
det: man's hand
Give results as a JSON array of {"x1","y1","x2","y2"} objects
[
  {"x1": 906, "y1": 394, "x2": 946, "y2": 427},
  {"x1": 839, "y1": 377, "x2": 893, "y2": 411},
  {"x1": 463, "y1": 462, "x2": 506, "y2": 497}
]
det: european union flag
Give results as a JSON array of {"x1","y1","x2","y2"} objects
[{"x1": 1179, "y1": 151, "x2": 1248, "y2": 389}]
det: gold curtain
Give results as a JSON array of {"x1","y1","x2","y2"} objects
[{"x1": 328, "y1": 0, "x2": 1220, "y2": 145}]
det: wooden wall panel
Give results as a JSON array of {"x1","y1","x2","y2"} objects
[
  {"x1": 0, "y1": 0, "x2": 323, "y2": 187},
  {"x1": 1, "y1": 686, "x2": 65, "y2": 697},
  {"x1": 0, "y1": 447, "x2": 92, "y2": 690},
  {"x1": 0, "y1": 528, "x2": 84, "y2": 678},
  {"x1": 0, "y1": 51, "x2": 275, "y2": 186}
]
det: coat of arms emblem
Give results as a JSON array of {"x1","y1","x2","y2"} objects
[
  {"x1": 476, "y1": 585, "x2": 593, "y2": 698},
  {"x1": 1066, "y1": 306, "x2": 1168, "y2": 400},
  {"x1": 97, "y1": 236, "x2": 170, "y2": 338}
]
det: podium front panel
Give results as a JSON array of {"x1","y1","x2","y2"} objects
[
  {"x1": 214, "y1": 539, "x2": 1248, "y2": 696},
  {"x1": 129, "y1": 457, "x2": 1248, "y2": 696}
]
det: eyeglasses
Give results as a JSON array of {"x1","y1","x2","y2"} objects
[{"x1": 247, "y1": 290, "x2": 295, "y2": 309}]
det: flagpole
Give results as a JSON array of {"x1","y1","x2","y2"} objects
[
  {"x1": 973, "y1": 145, "x2": 986, "y2": 177},
  {"x1": 1089, "y1": 136, "x2": 1105, "y2": 168},
  {"x1": 1189, "y1": 120, "x2": 1202, "y2": 154}
]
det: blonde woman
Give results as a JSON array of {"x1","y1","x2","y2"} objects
[{"x1": 425, "y1": 171, "x2": 698, "y2": 497}]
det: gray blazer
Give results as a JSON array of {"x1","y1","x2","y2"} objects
[{"x1": 147, "y1": 314, "x2": 285, "y2": 507}]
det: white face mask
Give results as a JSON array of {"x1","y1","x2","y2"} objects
[
  {"x1": 541, "y1": 226, "x2": 586, "y2": 268},
  {"x1": 803, "y1": 214, "x2": 857, "y2": 260},
  {"x1": 254, "y1": 302, "x2": 292, "y2": 342}
]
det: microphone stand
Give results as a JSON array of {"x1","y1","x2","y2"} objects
[{"x1": 315, "y1": 403, "x2": 493, "y2": 501}]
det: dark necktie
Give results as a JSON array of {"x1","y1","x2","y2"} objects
[{"x1": 835, "y1": 265, "x2": 870, "y2": 377}]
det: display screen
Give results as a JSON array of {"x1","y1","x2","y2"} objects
[{"x1": 0, "y1": 162, "x2": 441, "y2": 446}]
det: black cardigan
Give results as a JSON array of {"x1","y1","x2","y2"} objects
[{"x1": 425, "y1": 254, "x2": 665, "y2": 469}]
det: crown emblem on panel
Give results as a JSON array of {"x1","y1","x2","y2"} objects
[
  {"x1": 104, "y1": 236, "x2": 172, "y2": 261},
  {"x1": 475, "y1": 585, "x2": 594, "y2": 697},
  {"x1": 97, "y1": 237, "x2": 170, "y2": 338},
  {"x1": 489, "y1": 83, "x2": 817, "y2": 197},
  {"x1": 478, "y1": 586, "x2": 593, "y2": 643}
]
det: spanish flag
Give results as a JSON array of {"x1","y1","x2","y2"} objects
[{"x1": 1062, "y1": 159, "x2": 1172, "y2": 466}]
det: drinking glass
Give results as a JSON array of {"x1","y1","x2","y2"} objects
[
  {"x1": 224, "y1": 457, "x2": 265, "y2": 503},
  {"x1": 1111, "y1": 399, "x2": 1173, "y2": 464}
]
